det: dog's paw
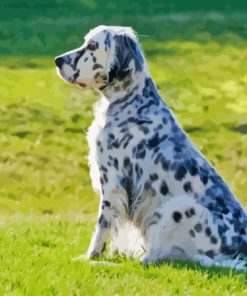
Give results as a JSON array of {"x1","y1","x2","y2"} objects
[
  {"x1": 72, "y1": 250, "x2": 101, "y2": 262},
  {"x1": 72, "y1": 254, "x2": 89, "y2": 262}
]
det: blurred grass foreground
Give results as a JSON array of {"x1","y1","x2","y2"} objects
[{"x1": 0, "y1": 1, "x2": 247, "y2": 295}]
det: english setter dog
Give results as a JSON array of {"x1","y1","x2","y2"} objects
[{"x1": 55, "y1": 25, "x2": 247, "y2": 269}]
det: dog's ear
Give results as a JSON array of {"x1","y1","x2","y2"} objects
[{"x1": 108, "y1": 34, "x2": 144, "y2": 83}]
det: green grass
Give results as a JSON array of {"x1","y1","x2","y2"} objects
[
  {"x1": 0, "y1": 217, "x2": 246, "y2": 295},
  {"x1": 0, "y1": 2, "x2": 247, "y2": 294}
]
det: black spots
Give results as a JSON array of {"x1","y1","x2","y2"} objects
[
  {"x1": 144, "y1": 181, "x2": 151, "y2": 191},
  {"x1": 154, "y1": 124, "x2": 163, "y2": 131},
  {"x1": 92, "y1": 56, "x2": 97, "y2": 63},
  {"x1": 189, "y1": 229, "x2": 195, "y2": 238},
  {"x1": 149, "y1": 173, "x2": 158, "y2": 181},
  {"x1": 119, "y1": 176, "x2": 133, "y2": 209},
  {"x1": 205, "y1": 227, "x2": 212, "y2": 237},
  {"x1": 84, "y1": 57, "x2": 88, "y2": 62},
  {"x1": 220, "y1": 246, "x2": 237, "y2": 256},
  {"x1": 233, "y1": 209, "x2": 241, "y2": 219},
  {"x1": 194, "y1": 223, "x2": 203, "y2": 233},
  {"x1": 99, "y1": 84, "x2": 107, "y2": 91},
  {"x1": 205, "y1": 250, "x2": 215, "y2": 259},
  {"x1": 104, "y1": 32, "x2": 111, "y2": 50},
  {"x1": 121, "y1": 158, "x2": 134, "y2": 206},
  {"x1": 153, "y1": 212, "x2": 162, "y2": 219},
  {"x1": 239, "y1": 241, "x2": 247, "y2": 256},
  {"x1": 123, "y1": 79, "x2": 131, "y2": 90},
  {"x1": 105, "y1": 122, "x2": 112, "y2": 129},
  {"x1": 183, "y1": 181, "x2": 193, "y2": 193},
  {"x1": 210, "y1": 236, "x2": 218, "y2": 244},
  {"x1": 147, "y1": 133, "x2": 168, "y2": 149},
  {"x1": 200, "y1": 174, "x2": 208, "y2": 185},
  {"x1": 240, "y1": 228, "x2": 246, "y2": 235},
  {"x1": 135, "y1": 163, "x2": 143, "y2": 182},
  {"x1": 199, "y1": 167, "x2": 208, "y2": 185},
  {"x1": 127, "y1": 117, "x2": 153, "y2": 125},
  {"x1": 55, "y1": 56, "x2": 64, "y2": 68},
  {"x1": 153, "y1": 147, "x2": 160, "y2": 154},
  {"x1": 133, "y1": 140, "x2": 146, "y2": 159},
  {"x1": 174, "y1": 145, "x2": 182, "y2": 153},
  {"x1": 161, "y1": 157, "x2": 170, "y2": 171},
  {"x1": 185, "y1": 208, "x2": 196, "y2": 218},
  {"x1": 103, "y1": 173, "x2": 108, "y2": 183},
  {"x1": 103, "y1": 200, "x2": 111, "y2": 207},
  {"x1": 113, "y1": 158, "x2": 119, "y2": 170},
  {"x1": 222, "y1": 208, "x2": 229, "y2": 215},
  {"x1": 100, "y1": 165, "x2": 108, "y2": 173},
  {"x1": 172, "y1": 211, "x2": 182, "y2": 223},
  {"x1": 137, "y1": 100, "x2": 158, "y2": 114},
  {"x1": 95, "y1": 42, "x2": 99, "y2": 49},
  {"x1": 92, "y1": 63, "x2": 103, "y2": 70},
  {"x1": 108, "y1": 155, "x2": 119, "y2": 170},
  {"x1": 185, "y1": 159, "x2": 198, "y2": 176},
  {"x1": 160, "y1": 180, "x2": 169, "y2": 196},
  {"x1": 231, "y1": 235, "x2": 242, "y2": 245},
  {"x1": 207, "y1": 203, "x2": 214, "y2": 211},
  {"x1": 153, "y1": 153, "x2": 170, "y2": 171},
  {"x1": 124, "y1": 133, "x2": 134, "y2": 149},
  {"x1": 162, "y1": 118, "x2": 167, "y2": 125},
  {"x1": 73, "y1": 70, "x2": 80, "y2": 81},
  {"x1": 107, "y1": 133, "x2": 117, "y2": 149},
  {"x1": 190, "y1": 166, "x2": 198, "y2": 176},
  {"x1": 205, "y1": 186, "x2": 224, "y2": 204},
  {"x1": 98, "y1": 215, "x2": 109, "y2": 228},
  {"x1": 123, "y1": 157, "x2": 133, "y2": 175},
  {"x1": 74, "y1": 48, "x2": 86, "y2": 67},
  {"x1": 154, "y1": 153, "x2": 162, "y2": 165},
  {"x1": 115, "y1": 34, "x2": 144, "y2": 72},
  {"x1": 148, "y1": 133, "x2": 159, "y2": 148},
  {"x1": 216, "y1": 197, "x2": 225, "y2": 207},
  {"x1": 138, "y1": 126, "x2": 150, "y2": 135},
  {"x1": 175, "y1": 165, "x2": 187, "y2": 181}
]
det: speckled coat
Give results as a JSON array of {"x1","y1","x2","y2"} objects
[{"x1": 55, "y1": 25, "x2": 247, "y2": 269}]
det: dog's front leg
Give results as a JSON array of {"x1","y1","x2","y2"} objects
[
  {"x1": 86, "y1": 208, "x2": 111, "y2": 258},
  {"x1": 86, "y1": 187, "x2": 128, "y2": 259}
]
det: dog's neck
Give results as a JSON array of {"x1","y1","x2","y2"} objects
[
  {"x1": 100, "y1": 63, "x2": 164, "y2": 117},
  {"x1": 100, "y1": 62, "x2": 161, "y2": 109}
]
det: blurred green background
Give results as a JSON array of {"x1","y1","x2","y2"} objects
[
  {"x1": 0, "y1": 0, "x2": 247, "y2": 216},
  {"x1": 1, "y1": 1, "x2": 247, "y2": 294}
]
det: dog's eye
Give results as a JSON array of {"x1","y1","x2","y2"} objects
[{"x1": 87, "y1": 43, "x2": 96, "y2": 51}]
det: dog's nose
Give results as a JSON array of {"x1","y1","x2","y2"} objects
[{"x1": 55, "y1": 56, "x2": 64, "y2": 68}]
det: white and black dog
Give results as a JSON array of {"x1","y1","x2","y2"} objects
[{"x1": 55, "y1": 25, "x2": 247, "y2": 269}]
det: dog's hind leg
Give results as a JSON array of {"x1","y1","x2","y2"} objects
[{"x1": 140, "y1": 196, "x2": 221, "y2": 265}]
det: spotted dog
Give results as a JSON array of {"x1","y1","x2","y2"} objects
[{"x1": 55, "y1": 25, "x2": 247, "y2": 269}]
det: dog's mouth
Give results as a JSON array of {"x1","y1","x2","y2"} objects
[{"x1": 73, "y1": 81, "x2": 87, "y2": 88}]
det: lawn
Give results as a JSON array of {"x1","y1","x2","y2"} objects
[{"x1": 0, "y1": 1, "x2": 247, "y2": 294}]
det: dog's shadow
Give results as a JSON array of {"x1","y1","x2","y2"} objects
[{"x1": 74, "y1": 254, "x2": 247, "y2": 282}]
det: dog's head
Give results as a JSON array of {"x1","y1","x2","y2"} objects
[{"x1": 55, "y1": 25, "x2": 144, "y2": 90}]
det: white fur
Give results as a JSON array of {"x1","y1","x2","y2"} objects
[{"x1": 56, "y1": 25, "x2": 247, "y2": 271}]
